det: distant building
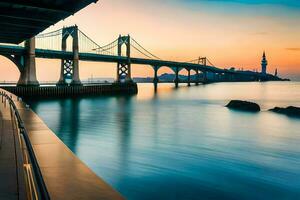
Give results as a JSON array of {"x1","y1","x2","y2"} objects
[
  {"x1": 275, "y1": 68, "x2": 278, "y2": 77},
  {"x1": 261, "y1": 51, "x2": 268, "y2": 75}
]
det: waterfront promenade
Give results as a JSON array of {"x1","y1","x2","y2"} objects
[
  {"x1": 0, "y1": 93, "x2": 26, "y2": 199},
  {"x1": 0, "y1": 89, "x2": 124, "y2": 200}
]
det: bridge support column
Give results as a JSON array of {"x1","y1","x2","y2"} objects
[
  {"x1": 203, "y1": 71, "x2": 208, "y2": 84},
  {"x1": 153, "y1": 66, "x2": 159, "y2": 92},
  {"x1": 57, "y1": 35, "x2": 67, "y2": 86},
  {"x1": 17, "y1": 37, "x2": 39, "y2": 86},
  {"x1": 187, "y1": 69, "x2": 191, "y2": 86},
  {"x1": 71, "y1": 27, "x2": 81, "y2": 86},
  {"x1": 174, "y1": 67, "x2": 179, "y2": 88},
  {"x1": 196, "y1": 70, "x2": 199, "y2": 85},
  {"x1": 229, "y1": 74, "x2": 234, "y2": 82},
  {"x1": 213, "y1": 73, "x2": 218, "y2": 82}
]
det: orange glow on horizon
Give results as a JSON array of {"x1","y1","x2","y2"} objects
[{"x1": 0, "y1": 0, "x2": 299, "y2": 81}]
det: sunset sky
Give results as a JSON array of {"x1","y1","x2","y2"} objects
[{"x1": 1, "y1": 0, "x2": 300, "y2": 81}]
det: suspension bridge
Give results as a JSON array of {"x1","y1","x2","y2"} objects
[{"x1": 0, "y1": 25, "x2": 275, "y2": 96}]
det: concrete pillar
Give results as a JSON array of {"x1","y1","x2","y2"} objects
[
  {"x1": 116, "y1": 35, "x2": 122, "y2": 82},
  {"x1": 196, "y1": 70, "x2": 199, "y2": 85},
  {"x1": 57, "y1": 36, "x2": 67, "y2": 86},
  {"x1": 153, "y1": 66, "x2": 159, "y2": 92},
  {"x1": 17, "y1": 37, "x2": 39, "y2": 86},
  {"x1": 187, "y1": 69, "x2": 191, "y2": 86},
  {"x1": 175, "y1": 67, "x2": 179, "y2": 88},
  {"x1": 203, "y1": 71, "x2": 208, "y2": 83},
  {"x1": 70, "y1": 26, "x2": 81, "y2": 86},
  {"x1": 126, "y1": 35, "x2": 132, "y2": 82},
  {"x1": 214, "y1": 73, "x2": 217, "y2": 82}
]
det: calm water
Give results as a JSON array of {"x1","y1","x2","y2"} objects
[{"x1": 27, "y1": 82, "x2": 300, "y2": 200}]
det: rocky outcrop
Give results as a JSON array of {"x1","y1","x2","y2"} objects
[
  {"x1": 269, "y1": 106, "x2": 300, "y2": 117},
  {"x1": 226, "y1": 100, "x2": 260, "y2": 112}
]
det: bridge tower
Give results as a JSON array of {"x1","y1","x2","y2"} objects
[
  {"x1": 197, "y1": 57, "x2": 208, "y2": 84},
  {"x1": 117, "y1": 35, "x2": 132, "y2": 83},
  {"x1": 57, "y1": 25, "x2": 81, "y2": 86},
  {"x1": 17, "y1": 37, "x2": 39, "y2": 86}
]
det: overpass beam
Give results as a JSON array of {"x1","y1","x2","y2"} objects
[{"x1": 17, "y1": 37, "x2": 39, "y2": 86}]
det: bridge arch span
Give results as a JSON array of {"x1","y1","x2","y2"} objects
[
  {"x1": 0, "y1": 54, "x2": 23, "y2": 72},
  {"x1": 0, "y1": 55, "x2": 21, "y2": 82},
  {"x1": 156, "y1": 66, "x2": 176, "y2": 82}
]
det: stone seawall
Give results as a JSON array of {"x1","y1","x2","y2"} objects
[{"x1": 1, "y1": 82, "x2": 138, "y2": 98}]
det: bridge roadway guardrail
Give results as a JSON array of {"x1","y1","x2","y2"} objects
[{"x1": 0, "y1": 90, "x2": 50, "y2": 200}]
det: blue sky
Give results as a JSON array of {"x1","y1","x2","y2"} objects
[
  {"x1": 1, "y1": 0, "x2": 299, "y2": 81},
  {"x1": 181, "y1": 0, "x2": 300, "y2": 7}
]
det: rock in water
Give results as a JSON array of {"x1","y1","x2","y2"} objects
[
  {"x1": 226, "y1": 100, "x2": 260, "y2": 112},
  {"x1": 269, "y1": 106, "x2": 300, "y2": 117}
]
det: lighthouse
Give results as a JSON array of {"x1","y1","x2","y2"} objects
[{"x1": 261, "y1": 51, "x2": 267, "y2": 75}]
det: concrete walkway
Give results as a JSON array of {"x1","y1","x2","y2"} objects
[
  {"x1": 0, "y1": 96, "x2": 25, "y2": 200},
  {"x1": 0, "y1": 89, "x2": 124, "y2": 200}
]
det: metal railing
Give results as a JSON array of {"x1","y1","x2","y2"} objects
[{"x1": 0, "y1": 91, "x2": 50, "y2": 200}]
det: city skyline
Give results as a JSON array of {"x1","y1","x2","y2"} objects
[{"x1": 0, "y1": 0, "x2": 300, "y2": 81}]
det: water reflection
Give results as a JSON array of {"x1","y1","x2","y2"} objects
[
  {"x1": 27, "y1": 82, "x2": 300, "y2": 200},
  {"x1": 116, "y1": 96, "x2": 132, "y2": 177}
]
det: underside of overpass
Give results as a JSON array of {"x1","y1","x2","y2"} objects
[
  {"x1": 0, "y1": 0, "x2": 98, "y2": 86},
  {"x1": 0, "y1": 0, "x2": 98, "y2": 44}
]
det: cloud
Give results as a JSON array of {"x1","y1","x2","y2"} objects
[{"x1": 286, "y1": 48, "x2": 300, "y2": 51}]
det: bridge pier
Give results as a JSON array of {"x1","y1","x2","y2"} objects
[
  {"x1": 203, "y1": 71, "x2": 208, "y2": 83},
  {"x1": 153, "y1": 66, "x2": 159, "y2": 92},
  {"x1": 196, "y1": 70, "x2": 200, "y2": 85},
  {"x1": 57, "y1": 34, "x2": 68, "y2": 86},
  {"x1": 17, "y1": 37, "x2": 39, "y2": 86},
  {"x1": 187, "y1": 69, "x2": 191, "y2": 86},
  {"x1": 71, "y1": 28, "x2": 81, "y2": 86},
  {"x1": 174, "y1": 67, "x2": 179, "y2": 88}
]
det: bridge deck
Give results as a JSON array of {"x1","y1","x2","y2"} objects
[{"x1": 0, "y1": 89, "x2": 124, "y2": 200}]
